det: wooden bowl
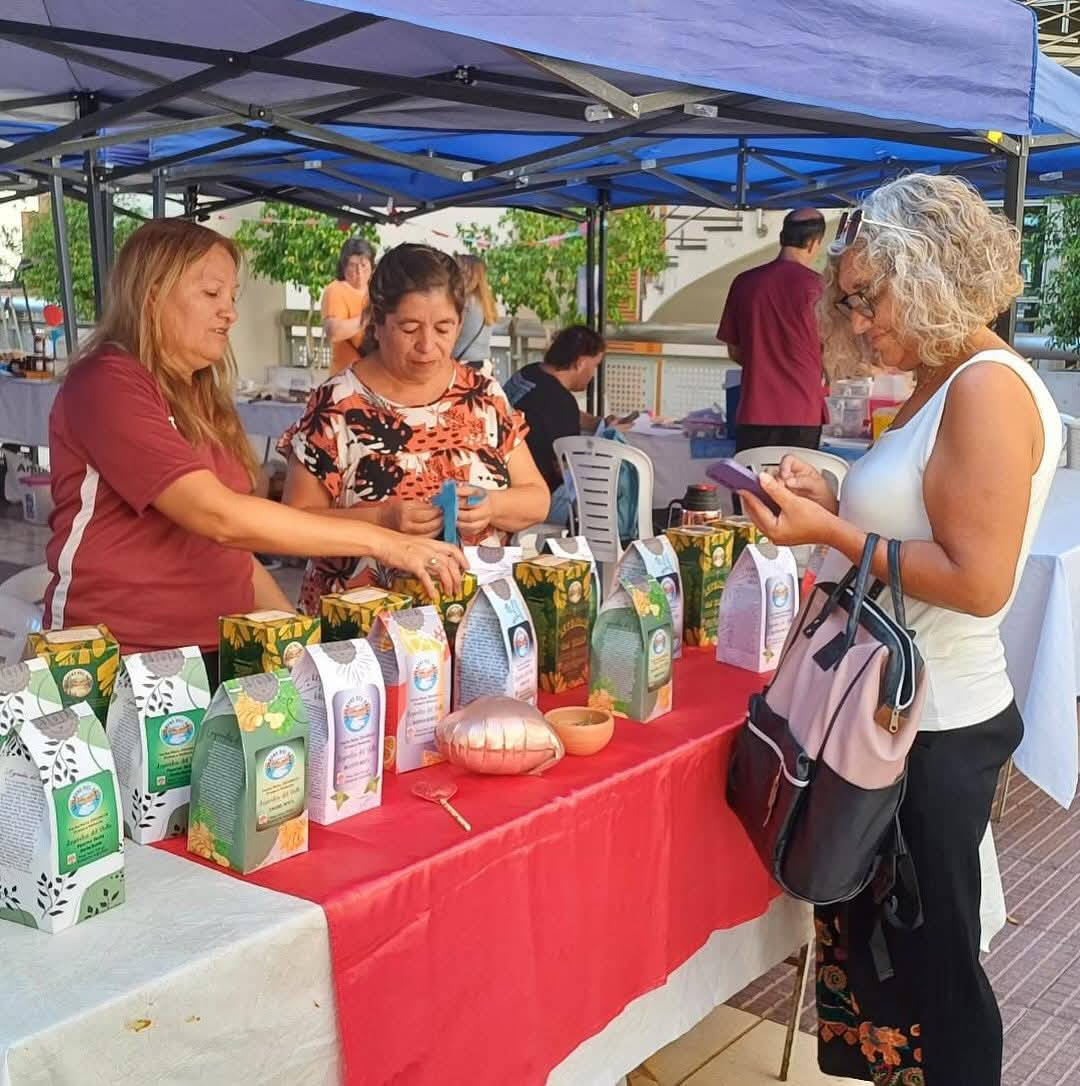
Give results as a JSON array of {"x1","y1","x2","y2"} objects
[{"x1": 544, "y1": 706, "x2": 615, "y2": 756}]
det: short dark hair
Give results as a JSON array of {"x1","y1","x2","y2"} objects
[
  {"x1": 779, "y1": 211, "x2": 826, "y2": 250},
  {"x1": 336, "y1": 236, "x2": 376, "y2": 281},
  {"x1": 543, "y1": 325, "x2": 606, "y2": 370},
  {"x1": 367, "y1": 243, "x2": 465, "y2": 325}
]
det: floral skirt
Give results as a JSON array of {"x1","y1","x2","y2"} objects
[{"x1": 815, "y1": 702, "x2": 1023, "y2": 1086}]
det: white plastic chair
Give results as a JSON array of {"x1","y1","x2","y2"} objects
[
  {"x1": 0, "y1": 563, "x2": 50, "y2": 606},
  {"x1": 0, "y1": 594, "x2": 43, "y2": 665},
  {"x1": 553, "y1": 435, "x2": 654, "y2": 592},
  {"x1": 734, "y1": 447, "x2": 850, "y2": 576},
  {"x1": 512, "y1": 523, "x2": 568, "y2": 560},
  {"x1": 733, "y1": 446, "x2": 850, "y2": 497}
]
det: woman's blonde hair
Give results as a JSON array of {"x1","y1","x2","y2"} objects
[
  {"x1": 818, "y1": 173, "x2": 1023, "y2": 377},
  {"x1": 457, "y1": 253, "x2": 498, "y2": 325},
  {"x1": 76, "y1": 218, "x2": 257, "y2": 480}
]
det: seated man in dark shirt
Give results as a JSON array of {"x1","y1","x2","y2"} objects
[{"x1": 504, "y1": 325, "x2": 606, "y2": 520}]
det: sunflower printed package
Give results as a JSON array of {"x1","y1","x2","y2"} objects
[
  {"x1": 542, "y1": 536, "x2": 601, "y2": 630},
  {"x1": 320, "y1": 587, "x2": 412, "y2": 643},
  {"x1": 589, "y1": 574, "x2": 674, "y2": 723},
  {"x1": 26, "y1": 624, "x2": 119, "y2": 726},
  {"x1": 369, "y1": 607, "x2": 450, "y2": 774},
  {"x1": 513, "y1": 555, "x2": 591, "y2": 694},
  {"x1": 105, "y1": 648, "x2": 211, "y2": 844},
  {"x1": 291, "y1": 640, "x2": 385, "y2": 825},
  {"x1": 615, "y1": 537, "x2": 684, "y2": 659},
  {"x1": 453, "y1": 578, "x2": 537, "y2": 710},
  {"x1": 0, "y1": 698, "x2": 125, "y2": 933},
  {"x1": 664, "y1": 525, "x2": 737, "y2": 647},
  {"x1": 187, "y1": 670, "x2": 310, "y2": 873},
  {"x1": 388, "y1": 572, "x2": 477, "y2": 660},
  {"x1": 715, "y1": 542, "x2": 799, "y2": 674},
  {"x1": 218, "y1": 611, "x2": 320, "y2": 681}
]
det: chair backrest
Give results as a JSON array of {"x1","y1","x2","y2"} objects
[
  {"x1": 0, "y1": 563, "x2": 50, "y2": 606},
  {"x1": 553, "y1": 436, "x2": 654, "y2": 572},
  {"x1": 733, "y1": 446, "x2": 849, "y2": 497},
  {"x1": 0, "y1": 593, "x2": 43, "y2": 666}
]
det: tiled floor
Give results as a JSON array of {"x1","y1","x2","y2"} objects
[{"x1": 2, "y1": 502, "x2": 1078, "y2": 1085}]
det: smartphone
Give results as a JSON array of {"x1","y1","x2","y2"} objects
[{"x1": 706, "y1": 458, "x2": 782, "y2": 516}]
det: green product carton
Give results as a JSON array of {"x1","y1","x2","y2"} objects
[
  {"x1": 589, "y1": 574, "x2": 674, "y2": 723},
  {"x1": 616, "y1": 537, "x2": 685, "y2": 658},
  {"x1": 513, "y1": 555, "x2": 592, "y2": 695},
  {"x1": 320, "y1": 587, "x2": 412, "y2": 643},
  {"x1": 26, "y1": 624, "x2": 120, "y2": 726},
  {"x1": 664, "y1": 525, "x2": 738, "y2": 647},
  {"x1": 543, "y1": 536, "x2": 601, "y2": 630},
  {"x1": 188, "y1": 670, "x2": 310, "y2": 874},
  {"x1": 0, "y1": 697, "x2": 125, "y2": 933},
  {"x1": 218, "y1": 611, "x2": 320, "y2": 681},
  {"x1": 106, "y1": 647, "x2": 211, "y2": 844},
  {"x1": 722, "y1": 517, "x2": 767, "y2": 564}
]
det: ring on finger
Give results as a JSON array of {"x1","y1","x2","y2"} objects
[{"x1": 426, "y1": 555, "x2": 441, "y2": 569}]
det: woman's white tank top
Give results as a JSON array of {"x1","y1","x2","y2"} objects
[{"x1": 818, "y1": 350, "x2": 1062, "y2": 731}]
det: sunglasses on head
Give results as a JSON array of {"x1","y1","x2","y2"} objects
[{"x1": 833, "y1": 208, "x2": 927, "y2": 250}]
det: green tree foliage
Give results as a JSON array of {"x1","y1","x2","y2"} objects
[
  {"x1": 234, "y1": 202, "x2": 378, "y2": 342},
  {"x1": 457, "y1": 207, "x2": 667, "y2": 324},
  {"x1": 1036, "y1": 198, "x2": 1080, "y2": 351},
  {"x1": 16, "y1": 198, "x2": 140, "y2": 322}
]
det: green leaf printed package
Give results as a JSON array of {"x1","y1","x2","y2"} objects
[
  {"x1": 106, "y1": 647, "x2": 211, "y2": 844},
  {"x1": 188, "y1": 670, "x2": 310, "y2": 874},
  {"x1": 0, "y1": 700, "x2": 124, "y2": 933},
  {"x1": 616, "y1": 537, "x2": 685, "y2": 658},
  {"x1": 0, "y1": 659, "x2": 63, "y2": 738}
]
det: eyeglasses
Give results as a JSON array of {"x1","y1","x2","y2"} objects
[
  {"x1": 833, "y1": 208, "x2": 927, "y2": 250},
  {"x1": 834, "y1": 290, "x2": 877, "y2": 321}
]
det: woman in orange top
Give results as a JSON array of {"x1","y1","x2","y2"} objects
[{"x1": 320, "y1": 236, "x2": 375, "y2": 375}]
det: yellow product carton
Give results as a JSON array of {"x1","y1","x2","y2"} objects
[
  {"x1": 26, "y1": 625, "x2": 119, "y2": 725},
  {"x1": 219, "y1": 611, "x2": 320, "y2": 681},
  {"x1": 320, "y1": 588, "x2": 412, "y2": 643},
  {"x1": 389, "y1": 572, "x2": 477, "y2": 656},
  {"x1": 664, "y1": 525, "x2": 738, "y2": 647},
  {"x1": 514, "y1": 555, "x2": 592, "y2": 694}
]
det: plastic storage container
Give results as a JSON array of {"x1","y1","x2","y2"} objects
[{"x1": 18, "y1": 473, "x2": 53, "y2": 526}]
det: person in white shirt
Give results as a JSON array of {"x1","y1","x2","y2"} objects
[{"x1": 738, "y1": 173, "x2": 1062, "y2": 1086}]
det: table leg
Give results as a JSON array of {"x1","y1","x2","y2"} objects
[
  {"x1": 779, "y1": 942, "x2": 813, "y2": 1081},
  {"x1": 992, "y1": 758, "x2": 1014, "y2": 823}
]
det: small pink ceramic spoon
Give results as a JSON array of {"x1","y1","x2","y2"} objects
[{"x1": 412, "y1": 780, "x2": 472, "y2": 832}]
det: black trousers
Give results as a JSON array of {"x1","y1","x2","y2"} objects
[
  {"x1": 734, "y1": 423, "x2": 822, "y2": 454},
  {"x1": 816, "y1": 701, "x2": 1024, "y2": 1085}
]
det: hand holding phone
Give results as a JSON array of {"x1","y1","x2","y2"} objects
[{"x1": 705, "y1": 458, "x2": 783, "y2": 516}]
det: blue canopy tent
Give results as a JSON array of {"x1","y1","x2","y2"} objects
[{"x1": 1, "y1": 0, "x2": 1079, "y2": 365}]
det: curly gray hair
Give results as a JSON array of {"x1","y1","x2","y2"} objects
[{"x1": 819, "y1": 173, "x2": 1023, "y2": 376}]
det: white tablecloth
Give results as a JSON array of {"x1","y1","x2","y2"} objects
[
  {"x1": 0, "y1": 379, "x2": 56, "y2": 448},
  {"x1": 1, "y1": 845, "x2": 339, "y2": 1086},
  {"x1": 1002, "y1": 468, "x2": 1080, "y2": 809}
]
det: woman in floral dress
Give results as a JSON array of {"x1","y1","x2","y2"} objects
[{"x1": 281, "y1": 243, "x2": 550, "y2": 613}]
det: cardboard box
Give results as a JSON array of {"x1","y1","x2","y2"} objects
[
  {"x1": 106, "y1": 647, "x2": 211, "y2": 844},
  {"x1": 590, "y1": 574, "x2": 674, "y2": 722},
  {"x1": 188, "y1": 670, "x2": 310, "y2": 873},
  {"x1": 292, "y1": 640, "x2": 386, "y2": 825},
  {"x1": 543, "y1": 536, "x2": 601, "y2": 629},
  {"x1": 722, "y1": 517, "x2": 767, "y2": 564},
  {"x1": 0, "y1": 701, "x2": 124, "y2": 933},
  {"x1": 716, "y1": 543, "x2": 799, "y2": 673},
  {"x1": 463, "y1": 545, "x2": 523, "y2": 586},
  {"x1": 664, "y1": 525, "x2": 737, "y2": 647},
  {"x1": 369, "y1": 607, "x2": 451, "y2": 774},
  {"x1": 320, "y1": 588, "x2": 412, "y2": 643},
  {"x1": 616, "y1": 537, "x2": 685, "y2": 658},
  {"x1": 219, "y1": 611, "x2": 320, "y2": 681},
  {"x1": 514, "y1": 555, "x2": 592, "y2": 694},
  {"x1": 389, "y1": 573, "x2": 478, "y2": 659},
  {"x1": 26, "y1": 625, "x2": 119, "y2": 726},
  {"x1": 453, "y1": 578, "x2": 538, "y2": 709},
  {"x1": 0, "y1": 658, "x2": 63, "y2": 737}
]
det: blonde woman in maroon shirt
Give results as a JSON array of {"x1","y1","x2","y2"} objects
[{"x1": 45, "y1": 220, "x2": 464, "y2": 680}]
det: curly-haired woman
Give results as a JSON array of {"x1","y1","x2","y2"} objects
[
  {"x1": 281, "y1": 243, "x2": 549, "y2": 613},
  {"x1": 737, "y1": 174, "x2": 1062, "y2": 1085}
]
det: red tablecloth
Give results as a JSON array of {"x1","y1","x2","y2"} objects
[{"x1": 160, "y1": 650, "x2": 775, "y2": 1086}]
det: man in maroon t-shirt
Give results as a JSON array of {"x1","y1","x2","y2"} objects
[{"x1": 717, "y1": 208, "x2": 828, "y2": 454}]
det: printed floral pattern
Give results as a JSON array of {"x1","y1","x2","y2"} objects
[
  {"x1": 816, "y1": 915, "x2": 924, "y2": 1085},
  {"x1": 279, "y1": 362, "x2": 528, "y2": 613}
]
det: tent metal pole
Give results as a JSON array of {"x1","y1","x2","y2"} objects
[
  {"x1": 736, "y1": 140, "x2": 748, "y2": 207},
  {"x1": 101, "y1": 180, "x2": 115, "y2": 271},
  {"x1": 585, "y1": 207, "x2": 597, "y2": 414},
  {"x1": 152, "y1": 171, "x2": 167, "y2": 218},
  {"x1": 78, "y1": 95, "x2": 108, "y2": 318},
  {"x1": 48, "y1": 158, "x2": 77, "y2": 358},
  {"x1": 994, "y1": 136, "x2": 1029, "y2": 346},
  {"x1": 183, "y1": 185, "x2": 199, "y2": 217},
  {"x1": 596, "y1": 192, "x2": 609, "y2": 416}
]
